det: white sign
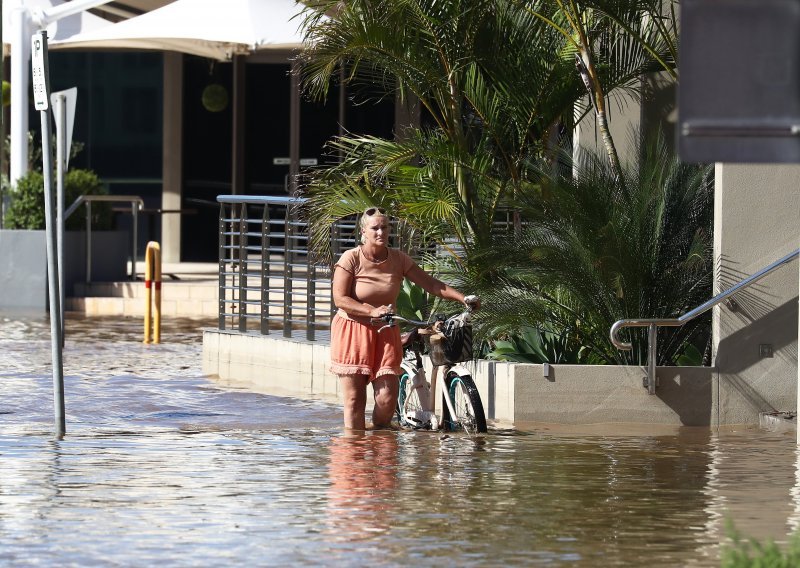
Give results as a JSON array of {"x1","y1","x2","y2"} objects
[
  {"x1": 31, "y1": 32, "x2": 51, "y2": 111},
  {"x1": 272, "y1": 157, "x2": 319, "y2": 166},
  {"x1": 51, "y1": 88, "x2": 78, "y2": 169}
]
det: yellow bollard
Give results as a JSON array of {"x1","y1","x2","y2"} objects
[{"x1": 144, "y1": 241, "x2": 162, "y2": 344}]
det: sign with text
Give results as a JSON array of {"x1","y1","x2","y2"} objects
[
  {"x1": 272, "y1": 157, "x2": 319, "y2": 166},
  {"x1": 31, "y1": 32, "x2": 51, "y2": 111}
]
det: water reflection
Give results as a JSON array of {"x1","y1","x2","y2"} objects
[
  {"x1": 327, "y1": 432, "x2": 399, "y2": 541},
  {"x1": 1, "y1": 314, "x2": 799, "y2": 566}
]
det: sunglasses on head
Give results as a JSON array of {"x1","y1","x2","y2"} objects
[{"x1": 364, "y1": 207, "x2": 387, "y2": 216}]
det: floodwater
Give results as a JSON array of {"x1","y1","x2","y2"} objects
[{"x1": 1, "y1": 314, "x2": 799, "y2": 566}]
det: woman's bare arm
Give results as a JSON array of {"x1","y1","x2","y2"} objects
[{"x1": 405, "y1": 264, "x2": 466, "y2": 304}]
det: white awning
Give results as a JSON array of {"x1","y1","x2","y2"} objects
[
  {"x1": 3, "y1": 0, "x2": 113, "y2": 52},
  {"x1": 49, "y1": 0, "x2": 312, "y2": 60}
]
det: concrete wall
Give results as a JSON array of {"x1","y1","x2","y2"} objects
[
  {"x1": 573, "y1": 76, "x2": 799, "y2": 425},
  {"x1": 713, "y1": 164, "x2": 799, "y2": 421},
  {"x1": 203, "y1": 330, "x2": 742, "y2": 427},
  {"x1": 0, "y1": 230, "x2": 47, "y2": 311},
  {"x1": 0, "y1": 230, "x2": 130, "y2": 312}
]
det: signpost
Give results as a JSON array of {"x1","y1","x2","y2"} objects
[
  {"x1": 32, "y1": 30, "x2": 65, "y2": 438},
  {"x1": 51, "y1": 88, "x2": 78, "y2": 341}
]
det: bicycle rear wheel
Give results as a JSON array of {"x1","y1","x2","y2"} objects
[
  {"x1": 397, "y1": 370, "x2": 428, "y2": 429},
  {"x1": 441, "y1": 371, "x2": 487, "y2": 434}
]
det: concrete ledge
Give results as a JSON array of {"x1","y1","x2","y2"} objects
[{"x1": 202, "y1": 330, "x2": 788, "y2": 427}]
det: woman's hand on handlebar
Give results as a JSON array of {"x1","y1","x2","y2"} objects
[
  {"x1": 463, "y1": 295, "x2": 481, "y2": 311},
  {"x1": 369, "y1": 304, "x2": 394, "y2": 318}
]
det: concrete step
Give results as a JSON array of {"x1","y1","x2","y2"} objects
[
  {"x1": 73, "y1": 280, "x2": 218, "y2": 300},
  {"x1": 69, "y1": 278, "x2": 219, "y2": 317},
  {"x1": 68, "y1": 278, "x2": 332, "y2": 319}
]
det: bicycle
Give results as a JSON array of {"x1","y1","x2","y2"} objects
[{"x1": 372, "y1": 302, "x2": 487, "y2": 435}]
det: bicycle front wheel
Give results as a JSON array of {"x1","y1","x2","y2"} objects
[
  {"x1": 397, "y1": 369, "x2": 427, "y2": 429},
  {"x1": 442, "y1": 371, "x2": 487, "y2": 434}
]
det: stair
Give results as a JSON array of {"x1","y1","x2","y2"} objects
[
  {"x1": 66, "y1": 262, "x2": 220, "y2": 318},
  {"x1": 67, "y1": 279, "x2": 219, "y2": 318}
]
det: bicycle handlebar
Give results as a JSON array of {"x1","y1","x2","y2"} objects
[
  {"x1": 370, "y1": 295, "x2": 480, "y2": 333},
  {"x1": 371, "y1": 313, "x2": 430, "y2": 333}
]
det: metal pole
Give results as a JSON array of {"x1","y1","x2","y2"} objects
[
  {"x1": 34, "y1": 31, "x2": 65, "y2": 438},
  {"x1": 647, "y1": 323, "x2": 657, "y2": 395},
  {"x1": 86, "y1": 200, "x2": 92, "y2": 282},
  {"x1": 55, "y1": 94, "x2": 66, "y2": 340},
  {"x1": 238, "y1": 203, "x2": 247, "y2": 333},
  {"x1": 261, "y1": 203, "x2": 270, "y2": 335},
  {"x1": 218, "y1": 203, "x2": 226, "y2": 331},
  {"x1": 283, "y1": 204, "x2": 292, "y2": 338},
  {"x1": 289, "y1": 60, "x2": 300, "y2": 196},
  {"x1": 132, "y1": 202, "x2": 138, "y2": 279}
]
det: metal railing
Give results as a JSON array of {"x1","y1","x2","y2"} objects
[
  {"x1": 611, "y1": 248, "x2": 800, "y2": 394},
  {"x1": 215, "y1": 198, "x2": 531, "y2": 341},
  {"x1": 64, "y1": 194, "x2": 144, "y2": 281},
  {"x1": 217, "y1": 195, "x2": 342, "y2": 341}
]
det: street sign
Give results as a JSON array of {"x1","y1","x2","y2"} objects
[
  {"x1": 51, "y1": 88, "x2": 78, "y2": 169},
  {"x1": 272, "y1": 157, "x2": 318, "y2": 166},
  {"x1": 31, "y1": 31, "x2": 51, "y2": 111}
]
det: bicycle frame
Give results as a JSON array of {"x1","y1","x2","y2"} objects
[
  {"x1": 377, "y1": 312, "x2": 483, "y2": 433},
  {"x1": 401, "y1": 359, "x2": 471, "y2": 425}
]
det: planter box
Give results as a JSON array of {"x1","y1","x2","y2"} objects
[{"x1": 0, "y1": 229, "x2": 130, "y2": 312}]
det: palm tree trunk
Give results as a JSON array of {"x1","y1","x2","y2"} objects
[
  {"x1": 575, "y1": 52, "x2": 623, "y2": 179},
  {"x1": 594, "y1": 107, "x2": 622, "y2": 178}
]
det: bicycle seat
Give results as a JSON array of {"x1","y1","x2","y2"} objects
[{"x1": 400, "y1": 328, "x2": 419, "y2": 347}]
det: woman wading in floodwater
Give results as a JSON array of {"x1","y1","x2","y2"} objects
[{"x1": 329, "y1": 207, "x2": 479, "y2": 430}]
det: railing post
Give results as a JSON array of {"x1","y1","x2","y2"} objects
[
  {"x1": 131, "y1": 202, "x2": 138, "y2": 280},
  {"x1": 260, "y1": 203, "x2": 270, "y2": 335},
  {"x1": 283, "y1": 204, "x2": 292, "y2": 338},
  {"x1": 238, "y1": 203, "x2": 247, "y2": 333},
  {"x1": 647, "y1": 323, "x2": 657, "y2": 395},
  {"x1": 85, "y1": 200, "x2": 92, "y2": 282},
  {"x1": 218, "y1": 202, "x2": 226, "y2": 330},
  {"x1": 305, "y1": 209, "x2": 315, "y2": 340}
]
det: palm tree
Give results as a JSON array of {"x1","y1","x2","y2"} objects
[
  {"x1": 298, "y1": 0, "x2": 679, "y2": 266},
  {"x1": 524, "y1": 0, "x2": 679, "y2": 175},
  {"x1": 298, "y1": 0, "x2": 588, "y2": 263},
  {"x1": 463, "y1": 133, "x2": 713, "y2": 365}
]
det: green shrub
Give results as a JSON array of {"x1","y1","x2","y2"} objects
[
  {"x1": 722, "y1": 520, "x2": 800, "y2": 567},
  {"x1": 3, "y1": 169, "x2": 112, "y2": 231}
]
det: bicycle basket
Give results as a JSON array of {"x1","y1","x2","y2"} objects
[{"x1": 424, "y1": 313, "x2": 473, "y2": 365}]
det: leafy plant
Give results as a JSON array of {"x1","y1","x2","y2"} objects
[
  {"x1": 462, "y1": 133, "x2": 713, "y2": 365},
  {"x1": 395, "y1": 279, "x2": 431, "y2": 322},
  {"x1": 3, "y1": 169, "x2": 112, "y2": 230},
  {"x1": 722, "y1": 520, "x2": 800, "y2": 567},
  {"x1": 485, "y1": 325, "x2": 585, "y2": 364}
]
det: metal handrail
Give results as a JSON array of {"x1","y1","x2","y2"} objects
[
  {"x1": 611, "y1": 248, "x2": 799, "y2": 394},
  {"x1": 65, "y1": 195, "x2": 144, "y2": 281},
  {"x1": 217, "y1": 195, "x2": 332, "y2": 340}
]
